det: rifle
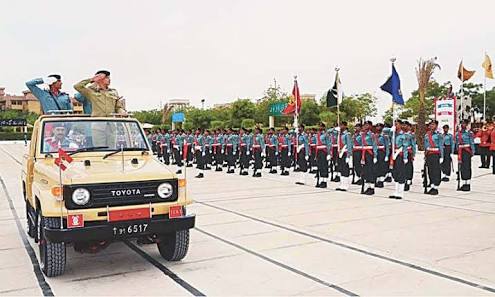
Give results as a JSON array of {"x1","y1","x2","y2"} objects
[
  {"x1": 361, "y1": 172, "x2": 365, "y2": 194},
  {"x1": 456, "y1": 162, "x2": 461, "y2": 191},
  {"x1": 329, "y1": 158, "x2": 334, "y2": 181},
  {"x1": 351, "y1": 165, "x2": 355, "y2": 184},
  {"x1": 422, "y1": 157, "x2": 428, "y2": 194}
]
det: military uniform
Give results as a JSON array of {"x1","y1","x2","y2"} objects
[
  {"x1": 424, "y1": 130, "x2": 444, "y2": 195},
  {"x1": 374, "y1": 131, "x2": 390, "y2": 188},
  {"x1": 328, "y1": 129, "x2": 339, "y2": 182},
  {"x1": 404, "y1": 131, "x2": 417, "y2": 191},
  {"x1": 265, "y1": 133, "x2": 279, "y2": 173},
  {"x1": 212, "y1": 133, "x2": 224, "y2": 171},
  {"x1": 194, "y1": 133, "x2": 206, "y2": 178},
  {"x1": 357, "y1": 130, "x2": 378, "y2": 195},
  {"x1": 225, "y1": 132, "x2": 238, "y2": 173},
  {"x1": 352, "y1": 131, "x2": 363, "y2": 185},
  {"x1": 479, "y1": 126, "x2": 492, "y2": 168},
  {"x1": 278, "y1": 133, "x2": 292, "y2": 175},
  {"x1": 455, "y1": 129, "x2": 475, "y2": 191},
  {"x1": 171, "y1": 133, "x2": 184, "y2": 173},
  {"x1": 295, "y1": 132, "x2": 310, "y2": 185},
  {"x1": 389, "y1": 130, "x2": 408, "y2": 199},
  {"x1": 239, "y1": 132, "x2": 251, "y2": 175},
  {"x1": 315, "y1": 130, "x2": 331, "y2": 188},
  {"x1": 251, "y1": 132, "x2": 265, "y2": 177},
  {"x1": 441, "y1": 132, "x2": 454, "y2": 181},
  {"x1": 336, "y1": 129, "x2": 353, "y2": 191}
]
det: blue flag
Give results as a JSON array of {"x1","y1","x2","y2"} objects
[{"x1": 381, "y1": 64, "x2": 404, "y2": 105}]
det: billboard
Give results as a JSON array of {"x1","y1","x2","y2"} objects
[
  {"x1": 435, "y1": 98, "x2": 456, "y2": 133},
  {"x1": 171, "y1": 112, "x2": 185, "y2": 123}
]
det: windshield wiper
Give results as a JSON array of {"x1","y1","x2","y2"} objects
[
  {"x1": 102, "y1": 147, "x2": 148, "y2": 159},
  {"x1": 68, "y1": 146, "x2": 109, "y2": 156}
]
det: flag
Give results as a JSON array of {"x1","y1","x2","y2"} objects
[
  {"x1": 381, "y1": 64, "x2": 404, "y2": 105},
  {"x1": 282, "y1": 78, "x2": 302, "y2": 115},
  {"x1": 55, "y1": 148, "x2": 73, "y2": 171},
  {"x1": 457, "y1": 60, "x2": 475, "y2": 82},
  {"x1": 326, "y1": 72, "x2": 342, "y2": 107},
  {"x1": 482, "y1": 54, "x2": 493, "y2": 79}
]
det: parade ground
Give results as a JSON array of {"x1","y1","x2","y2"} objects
[{"x1": 1, "y1": 142, "x2": 495, "y2": 296}]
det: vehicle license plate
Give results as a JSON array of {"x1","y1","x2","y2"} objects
[{"x1": 112, "y1": 223, "x2": 149, "y2": 236}]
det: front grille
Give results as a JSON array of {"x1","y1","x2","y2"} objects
[{"x1": 64, "y1": 180, "x2": 178, "y2": 210}]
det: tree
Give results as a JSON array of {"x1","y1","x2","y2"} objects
[
  {"x1": 299, "y1": 100, "x2": 321, "y2": 126},
  {"x1": 210, "y1": 120, "x2": 225, "y2": 130},
  {"x1": 415, "y1": 58, "x2": 441, "y2": 150},
  {"x1": 230, "y1": 99, "x2": 256, "y2": 128},
  {"x1": 133, "y1": 109, "x2": 163, "y2": 125},
  {"x1": 241, "y1": 119, "x2": 255, "y2": 129},
  {"x1": 186, "y1": 108, "x2": 213, "y2": 129}
]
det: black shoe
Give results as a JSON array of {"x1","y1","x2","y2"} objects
[
  {"x1": 375, "y1": 181, "x2": 384, "y2": 188},
  {"x1": 195, "y1": 173, "x2": 204, "y2": 178},
  {"x1": 294, "y1": 168, "x2": 301, "y2": 172},
  {"x1": 295, "y1": 182, "x2": 304, "y2": 185},
  {"x1": 427, "y1": 188, "x2": 438, "y2": 195},
  {"x1": 187, "y1": 164, "x2": 193, "y2": 168},
  {"x1": 241, "y1": 171, "x2": 249, "y2": 176},
  {"x1": 364, "y1": 188, "x2": 375, "y2": 195},
  {"x1": 336, "y1": 188, "x2": 347, "y2": 192},
  {"x1": 269, "y1": 170, "x2": 277, "y2": 174},
  {"x1": 385, "y1": 176, "x2": 392, "y2": 183},
  {"x1": 388, "y1": 195, "x2": 398, "y2": 199},
  {"x1": 176, "y1": 170, "x2": 182, "y2": 174},
  {"x1": 315, "y1": 183, "x2": 321, "y2": 188},
  {"x1": 222, "y1": 164, "x2": 228, "y2": 167},
  {"x1": 319, "y1": 182, "x2": 327, "y2": 188},
  {"x1": 461, "y1": 184, "x2": 470, "y2": 192},
  {"x1": 334, "y1": 176, "x2": 340, "y2": 182},
  {"x1": 404, "y1": 184, "x2": 410, "y2": 192},
  {"x1": 215, "y1": 167, "x2": 223, "y2": 172},
  {"x1": 441, "y1": 177, "x2": 450, "y2": 182},
  {"x1": 227, "y1": 170, "x2": 233, "y2": 174},
  {"x1": 479, "y1": 165, "x2": 486, "y2": 168},
  {"x1": 356, "y1": 179, "x2": 363, "y2": 185},
  {"x1": 281, "y1": 171, "x2": 289, "y2": 176},
  {"x1": 310, "y1": 170, "x2": 317, "y2": 174}
]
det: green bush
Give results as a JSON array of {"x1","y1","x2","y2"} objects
[
  {"x1": 0, "y1": 132, "x2": 31, "y2": 141},
  {"x1": 241, "y1": 119, "x2": 255, "y2": 129},
  {"x1": 210, "y1": 120, "x2": 225, "y2": 130},
  {"x1": 182, "y1": 121, "x2": 193, "y2": 131}
]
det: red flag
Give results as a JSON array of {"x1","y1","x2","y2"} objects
[
  {"x1": 282, "y1": 78, "x2": 301, "y2": 115},
  {"x1": 54, "y1": 158, "x2": 67, "y2": 171},
  {"x1": 183, "y1": 143, "x2": 189, "y2": 161},
  {"x1": 55, "y1": 148, "x2": 73, "y2": 171}
]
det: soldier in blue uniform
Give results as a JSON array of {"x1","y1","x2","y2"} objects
[
  {"x1": 225, "y1": 128, "x2": 238, "y2": 174},
  {"x1": 309, "y1": 128, "x2": 318, "y2": 173},
  {"x1": 441, "y1": 124, "x2": 454, "y2": 182},
  {"x1": 403, "y1": 122, "x2": 417, "y2": 191},
  {"x1": 194, "y1": 129, "x2": 206, "y2": 178},
  {"x1": 251, "y1": 127, "x2": 265, "y2": 177},
  {"x1": 455, "y1": 119, "x2": 476, "y2": 191},
  {"x1": 328, "y1": 127, "x2": 340, "y2": 182},
  {"x1": 388, "y1": 120, "x2": 408, "y2": 199},
  {"x1": 211, "y1": 129, "x2": 224, "y2": 171},
  {"x1": 424, "y1": 120, "x2": 444, "y2": 195},
  {"x1": 160, "y1": 129, "x2": 171, "y2": 165},
  {"x1": 295, "y1": 125, "x2": 310, "y2": 185},
  {"x1": 374, "y1": 123, "x2": 390, "y2": 188},
  {"x1": 265, "y1": 128, "x2": 279, "y2": 174},
  {"x1": 336, "y1": 122, "x2": 353, "y2": 191},
  {"x1": 315, "y1": 123, "x2": 331, "y2": 188},
  {"x1": 185, "y1": 130, "x2": 195, "y2": 167},
  {"x1": 352, "y1": 123, "x2": 363, "y2": 185},
  {"x1": 358, "y1": 121, "x2": 378, "y2": 195},
  {"x1": 239, "y1": 128, "x2": 251, "y2": 176},
  {"x1": 279, "y1": 127, "x2": 292, "y2": 176},
  {"x1": 172, "y1": 130, "x2": 185, "y2": 174}
]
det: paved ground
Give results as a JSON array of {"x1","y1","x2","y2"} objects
[{"x1": 1, "y1": 142, "x2": 495, "y2": 296}]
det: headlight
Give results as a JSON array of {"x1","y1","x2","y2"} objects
[
  {"x1": 157, "y1": 183, "x2": 173, "y2": 199},
  {"x1": 72, "y1": 188, "x2": 90, "y2": 205}
]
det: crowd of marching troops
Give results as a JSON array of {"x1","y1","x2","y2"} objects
[{"x1": 146, "y1": 118, "x2": 495, "y2": 199}]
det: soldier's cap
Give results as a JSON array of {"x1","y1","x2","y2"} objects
[
  {"x1": 462, "y1": 119, "x2": 470, "y2": 125},
  {"x1": 442, "y1": 124, "x2": 449, "y2": 129},
  {"x1": 365, "y1": 120, "x2": 373, "y2": 126},
  {"x1": 395, "y1": 119, "x2": 403, "y2": 124},
  {"x1": 428, "y1": 120, "x2": 438, "y2": 125},
  {"x1": 48, "y1": 74, "x2": 61, "y2": 80},
  {"x1": 299, "y1": 124, "x2": 305, "y2": 129},
  {"x1": 95, "y1": 70, "x2": 110, "y2": 76},
  {"x1": 340, "y1": 121, "x2": 348, "y2": 126}
]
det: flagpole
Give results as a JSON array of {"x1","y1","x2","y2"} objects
[
  {"x1": 294, "y1": 75, "x2": 299, "y2": 168},
  {"x1": 484, "y1": 52, "x2": 487, "y2": 121},
  {"x1": 390, "y1": 58, "x2": 396, "y2": 170},
  {"x1": 335, "y1": 68, "x2": 341, "y2": 156},
  {"x1": 461, "y1": 60, "x2": 464, "y2": 121}
]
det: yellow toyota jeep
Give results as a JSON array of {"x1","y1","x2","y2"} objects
[{"x1": 21, "y1": 114, "x2": 195, "y2": 277}]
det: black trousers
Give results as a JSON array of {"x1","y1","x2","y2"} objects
[
  {"x1": 316, "y1": 149, "x2": 329, "y2": 178},
  {"x1": 213, "y1": 146, "x2": 223, "y2": 166},
  {"x1": 376, "y1": 150, "x2": 387, "y2": 178},
  {"x1": 352, "y1": 150, "x2": 362, "y2": 178},
  {"x1": 253, "y1": 149, "x2": 263, "y2": 170},
  {"x1": 173, "y1": 147, "x2": 183, "y2": 167},
  {"x1": 310, "y1": 147, "x2": 317, "y2": 168},
  {"x1": 459, "y1": 149, "x2": 472, "y2": 180},
  {"x1": 361, "y1": 153, "x2": 376, "y2": 183},
  {"x1": 187, "y1": 145, "x2": 194, "y2": 163},
  {"x1": 480, "y1": 146, "x2": 490, "y2": 167},
  {"x1": 280, "y1": 147, "x2": 290, "y2": 171},
  {"x1": 297, "y1": 149, "x2": 308, "y2": 172},
  {"x1": 239, "y1": 146, "x2": 250, "y2": 170},
  {"x1": 392, "y1": 157, "x2": 406, "y2": 184},
  {"x1": 337, "y1": 152, "x2": 350, "y2": 177},
  {"x1": 441, "y1": 145, "x2": 452, "y2": 176},
  {"x1": 266, "y1": 146, "x2": 277, "y2": 168},
  {"x1": 226, "y1": 146, "x2": 236, "y2": 167},
  {"x1": 162, "y1": 145, "x2": 170, "y2": 165},
  {"x1": 405, "y1": 154, "x2": 413, "y2": 181},
  {"x1": 195, "y1": 150, "x2": 204, "y2": 170},
  {"x1": 492, "y1": 151, "x2": 495, "y2": 174},
  {"x1": 426, "y1": 153, "x2": 441, "y2": 186}
]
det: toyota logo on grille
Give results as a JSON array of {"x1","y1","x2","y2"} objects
[{"x1": 111, "y1": 189, "x2": 142, "y2": 197}]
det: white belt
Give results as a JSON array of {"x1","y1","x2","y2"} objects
[
  {"x1": 195, "y1": 145, "x2": 202, "y2": 151},
  {"x1": 297, "y1": 144, "x2": 305, "y2": 153},
  {"x1": 362, "y1": 146, "x2": 373, "y2": 149},
  {"x1": 393, "y1": 147, "x2": 403, "y2": 160},
  {"x1": 252, "y1": 145, "x2": 261, "y2": 148},
  {"x1": 316, "y1": 145, "x2": 327, "y2": 149},
  {"x1": 459, "y1": 144, "x2": 470, "y2": 148},
  {"x1": 339, "y1": 145, "x2": 347, "y2": 158},
  {"x1": 427, "y1": 148, "x2": 439, "y2": 151},
  {"x1": 173, "y1": 145, "x2": 179, "y2": 149},
  {"x1": 378, "y1": 146, "x2": 385, "y2": 149}
]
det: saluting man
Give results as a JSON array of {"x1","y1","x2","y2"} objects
[
  {"x1": 455, "y1": 119, "x2": 475, "y2": 191},
  {"x1": 424, "y1": 120, "x2": 444, "y2": 195},
  {"x1": 295, "y1": 125, "x2": 310, "y2": 185},
  {"x1": 26, "y1": 74, "x2": 73, "y2": 114},
  {"x1": 441, "y1": 125, "x2": 454, "y2": 181},
  {"x1": 336, "y1": 122, "x2": 353, "y2": 191}
]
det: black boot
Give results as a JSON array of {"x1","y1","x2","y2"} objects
[
  {"x1": 176, "y1": 169, "x2": 182, "y2": 174},
  {"x1": 215, "y1": 167, "x2": 223, "y2": 172},
  {"x1": 281, "y1": 171, "x2": 289, "y2": 176},
  {"x1": 375, "y1": 181, "x2": 384, "y2": 188},
  {"x1": 334, "y1": 176, "x2": 340, "y2": 182},
  {"x1": 441, "y1": 176, "x2": 450, "y2": 182},
  {"x1": 319, "y1": 182, "x2": 327, "y2": 188},
  {"x1": 427, "y1": 188, "x2": 439, "y2": 195},
  {"x1": 404, "y1": 184, "x2": 410, "y2": 192},
  {"x1": 385, "y1": 176, "x2": 392, "y2": 182},
  {"x1": 195, "y1": 173, "x2": 204, "y2": 178}
]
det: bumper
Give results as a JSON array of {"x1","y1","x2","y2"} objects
[{"x1": 44, "y1": 215, "x2": 195, "y2": 243}]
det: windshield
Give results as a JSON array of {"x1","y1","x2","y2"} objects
[{"x1": 41, "y1": 120, "x2": 149, "y2": 154}]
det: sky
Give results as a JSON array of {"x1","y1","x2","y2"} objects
[{"x1": 2, "y1": 0, "x2": 495, "y2": 117}]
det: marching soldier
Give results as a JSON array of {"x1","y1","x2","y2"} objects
[
  {"x1": 455, "y1": 119, "x2": 475, "y2": 191},
  {"x1": 239, "y1": 128, "x2": 251, "y2": 176},
  {"x1": 441, "y1": 125, "x2": 453, "y2": 181},
  {"x1": 315, "y1": 123, "x2": 331, "y2": 188},
  {"x1": 225, "y1": 128, "x2": 238, "y2": 174},
  {"x1": 329, "y1": 127, "x2": 340, "y2": 182},
  {"x1": 352, "y1": 123, "x2": 363, "y2": 185},
  {"x1": 160, "y1": 129, "x2": 171, "y2": 165},
  {"x1": 265, "y1": 128, "x2": 279, "y2": 174},
  {"x1": 479, "y1": 122, "x2": 492, "y2": 169},
  {"x1": 295, "y1": 125, "x2": 310, "y2": 185},
  {"x1": 424, "y1": 120, "x2": 444, "y2": 195},
  {"x1": 279, "y1": 127, "x2": 292, "y2": 176},
  {"x1": 388, "y1": 120, "x2": 408, "y2": 199},
  {"x1": 251, "y1": 127, "x2": 265, "y2": 177},
  {"x1": 171, "y1": 130, "x2": 185, "y2": 174},
  {"x1": 490, "y1": 122, "x2": 495, "y2": 174},
  {"x1": 194, "y1": 129, "x2": 206, "y2": 178},
  {"x1": 336, "y1": 122, "x2": 353, "y2": 191},
  {"x1": 403, "y1": 121, "x2": 416, "y2": 191},
  {"x1": 212, "y1": 129, "x2": 224, "y2": 171},
  {"x1": 358, "y1": 121, "x2": 378, "y2": 195},
  {"x1": 204, "y1": 130, "x2": 212, "y2": 170},
  {"x1": 185, "y1": 130, "x2": 195, "y2": 167},
  {"x1": 374, "y1": 123, "x2": 389, "y2": 188},
  {"x1": 309, "y1": 128, "x2": 318, "y2": 173}
]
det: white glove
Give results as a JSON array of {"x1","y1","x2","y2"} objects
[
  {"x1": 334, "y1": 127, "x2": 340, "y2": 132},
  {"x1": 346, "y1": 157, "x2": 350, "y2": 164},
  {"x1": 288, "y1": 152, "x2": 291, "y2": 157},
  {"x1": 221, "y1": 149, "x2": 224, "y2": 154},
  {"x1": 202, "y1": 151, "x2": 206, "y2": 157},
  {"x1": 404, "y1": 159, "x2": 408, "y2": 164},
  {"x1": 326, "y1": 155, "x2": 331, "y2": 161},
  {"x1": 439, "y1": 158, "x2": 444, "y2": 164},
  {"x1": 391, "y1": 126, "x2": 396, "y2": 132},
  {"x1": 305, "y1": 155, "x2": 309, "y2": 161},
  {"x1": 44, "y1": 76, "x2": 58, "y2": 86},
  {"x1": 247, "y1": 151, "x2": 250, "y2": 156},
  {"x1": 384, "y1": 156, "x2": 389, "y2": 162},
  {"x1": 373, "y1": 157, "x2": 377, "y2": 164},
  {"x1": 275, "y1": 152, "x2": 278, "y2": 156}
]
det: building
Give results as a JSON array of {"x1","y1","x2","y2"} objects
[
  {"x1": 0, "y1": 87, "x2": 83, "y2": 114},
  {"x1": 300, "y1": 94, "x2": 316, "y2": 102},
  {"x1": 213, "y1": 102, "x2": 233, "y2": 109}
]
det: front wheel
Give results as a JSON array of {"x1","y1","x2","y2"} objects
[
  {"x1": 157, "y1": 230, "x2": 190, "y2": 261},
  {"x1": 37, "y1": 211, "x2": 66, "y2": 277}
]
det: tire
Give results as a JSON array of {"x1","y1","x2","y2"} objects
[
  {"x1": 37, "y1": 211, "x2": 66, "y2": 277},
  {"x1": 157, "y1": 230, "x2": 190, "y2": 261},
  {"x1": 26, "y1": 202, "x2": 36, "y2": 239}
]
